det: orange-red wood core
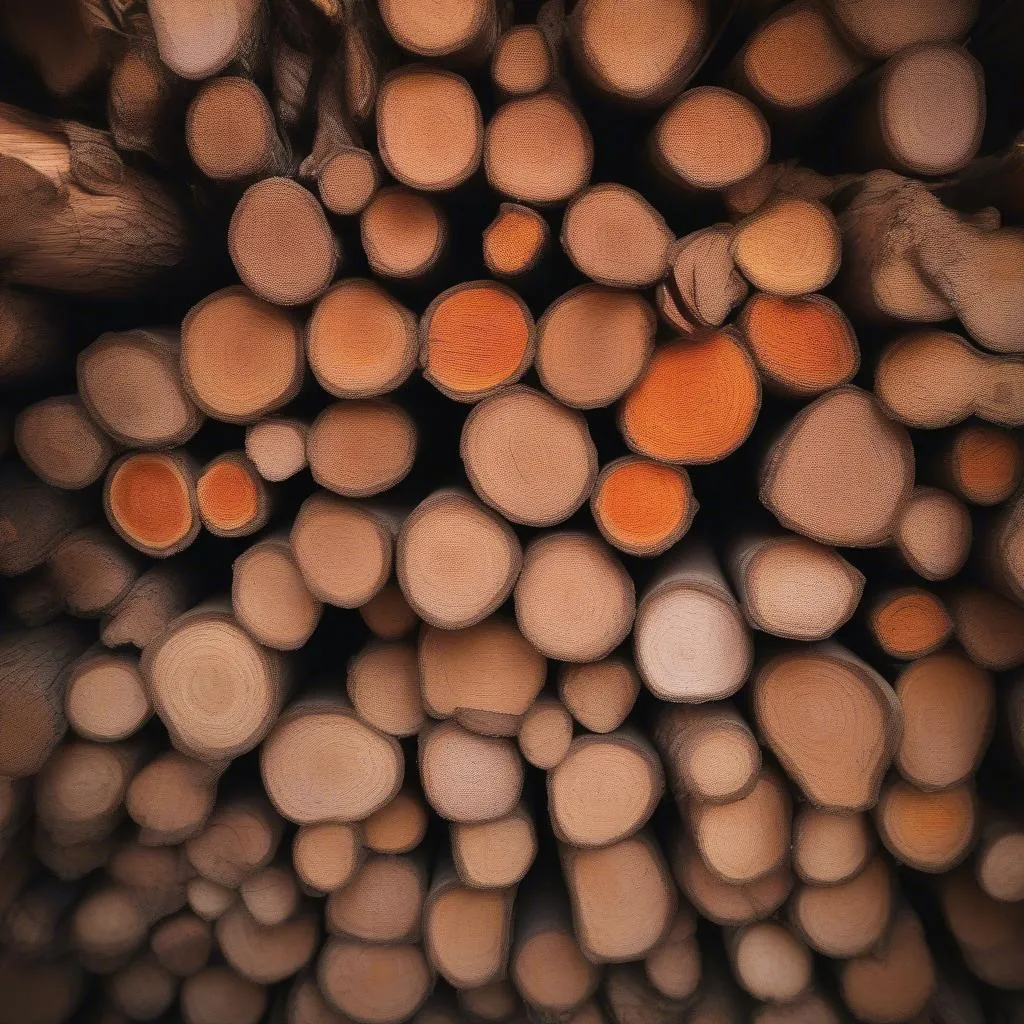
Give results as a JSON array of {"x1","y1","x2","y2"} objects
[
  {"x1": 424, "y1": 284, "x2": 531, "y2": 396},
  {"x1": 873, "y1": 590, "x2": 951, "y2": 657},
  {"x1": 484, "y1": 209, "x2": 545, "y2": 275},
  {"x1": 109, "y1": 454, "x2": 193, "y2": 550},
  {"x1": 743, "y1": 294, "x2": 857, "y2": 395},
  {"x1": 621, "y1": 330, "x2": 759, "y2": 463},
  {"x1": 197, "y1": 460, "x2": 260, "y2": 532},
  {"x1": 594, "y1": 459, "x2": 691, "y2": 551}
]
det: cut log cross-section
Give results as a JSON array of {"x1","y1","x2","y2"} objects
[
  {"x1": 760, "y1": 386, "x2": 915, "y2": 546},
  {"x1": 634, "y1": 541, "x2": 753, "y2": 703},
  {"x1": 105, "y1": 452, "x2": 200, "y2": 559},
  {"x1": 14, "y1": 396, "x2": 114, "y2": 490},
  {"x1": 518, "y1": 696, "x2": 574, "y2": 770},
  {"x1": 261, "y1": 699, "x2": 403, "y2": 825},
  {"x1": 869, "y1": 587, "x2": 953, "y2": 660},
  {"x1": 360, "y1": 187, "x2": 449, "y2": 280},
  {"x1": 397, "y1": 489, "x2": 522, "y2": 630},
  {"x1": 549, "y1": 731, "x2": 665, "y2": 847},
  {"x1": 144, "y1": 604, "x2": 288, "y2": 762},
  {"x1": 451, "y1": 804, "x2": 536, "y2": 889},
  {"x1": 620, "y1": 329, "x2": 761, "y2": 465},
  {"x1": 483, "y1": 204, "x2": 549, "y2": 278},
  {"x1": 196, "y1": 453, "x2": 270, "y2": 539},
  {"x1": 752, "y1": 644, "x2": 902, "y2": 810}
]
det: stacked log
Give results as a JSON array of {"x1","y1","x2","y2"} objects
[{"x1": 0, "y1": 2, "x2": 1023, "y2": 1023}]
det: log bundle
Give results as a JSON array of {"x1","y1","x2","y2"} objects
[{"x1": 1, "y1": 2, "x2": 1023, "y2": 1023}]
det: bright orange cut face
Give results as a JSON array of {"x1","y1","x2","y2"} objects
[
  {"x1": 425, "y1": 285, "x2": 531, "y2": 396},
  {"x1": 744, "y1": 294, "x2": 857, "y2": 394},
  {"x1": 197, "y1": 461, "x2": 258, "y2": 531},
  {"x1": 621, "y1": 331, "x2": 759, "y2": 463},
  {"x1": 596, "y1": 459, "x2": 689, "y2": 549},
  {"x1": 109, "y1": 455, "x2": 192, "y2": 549}
]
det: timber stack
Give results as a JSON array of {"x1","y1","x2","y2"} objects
[{"x1": 1, "y1": 0, "x2": 1023, "y2": 1021}]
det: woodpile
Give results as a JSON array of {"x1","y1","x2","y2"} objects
[{"x1": 1, "y1": 1, "x2": 1024, "y2": 1023}]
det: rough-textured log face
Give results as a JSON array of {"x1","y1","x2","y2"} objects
[
  {"x1": 483, "y1": 203, "x2": 548, "y2": 277},
  {"x1": 106, "y1": 453, "x2": 199, "y2": 558},
  {"x1": 549, "y1": 732, "x2": 664, "y2": 847},
  {"x1": 729, "y1": 533, "x2": 864, "y2": 641},
  {"x1": 229, "y1": 178, "x2": 337, "y2": 306},
  {"x1": 462, "y1": 387, "x2": 597, "y2": 527},
  {"x1": 261, "y1": 701, "x2": 403, "y2": 824},
  {"x1": 634, "y1": 543, "x2": 753, "y2": 703},
  {"x1": 537, "y1": 285, "x2": 655, "y2": 410},
  {"x1": 947, "y1": 424, "x2": 1023, "y2": 505},
  {"x1": 752, "y1": 645, "x2": 901, "y2": 810},
  {"x1": 621, "y1": 330, "x2": 760, "y2": 465},
  {"x1": 181, "y1": 287, "x2": 304, "y2": 425},
  {"x1": 421, "y1": 283, "x2": 535, "y2": 402},
  {"x1": 196, "y1": 454, "x2": 268, "y2": 538},
  {"x1": 563, "y1": 184, "x2": 674, "y2": 289},
  {"x1": 875, "y1": 44, "x2": 984, "y2": 176},
  {"x1": 419, "y1": 721, "x2": 524, "y2": 822},
  {"x1": 308, "y1": 280, "x2": 417, "y2": 399},
  {"x1": 145, "y1": 607, "x2": 287, "y2": 761},
  {"x1": 559, "y1": 658, "x2": 640, "y2": 735},
  {"x1": 870, "y1": 587, "x2": 953, "y2": 660},
  {"x1": 15, "y1": 395, "x2": 113, "y2": 490},
  {"x1": 308, "y1": 400, "x2": 417, "y2": 498},
  {"x1": 492, "y1": 25, "x2": 552, "y2": 97},
  {"x1": 654, "y1": 86, "x2": 770, "y2": 190},
  {"x1": 740, "y1": 293, "x2": 859, "y2": 397},
  {"x1": 790, "y1": 855, "x2": 893, "y2": 957},
  {"x1": 377, "y1": 67, "x2": 482, "y2": 191},
  {"x1": 839, "y1": 909, "x2": 936, "y2": 1023},
  {"x1": 452, "y1": 806, "x2": 536, "y2": 889},
  {"x1": 347, "y1": 641, "x2": 424, "y2": 738},
  {"x1": 361, "y1": 187, "x2": 448, "y2": 280},
  {"x1": 245, "y1": 418, "x2": 308, "y2": 482},
  {"x1": 319, "y1": 147, "x2": 379, "y2": 217},
  {"x1": 485, "y1": 92, "x2": 593, "y2": 205},
  {"x1": 186, "y1": 77, "x2": 287, "y2": 182},
  {"x1": 895, "y1": 652, "x2": 993, "y2": 790},
  {"x1": 326, "y1": 853, "x2": 425, "y2": 944},
  {"x1": 761, "y1": 386, "x2": 914, "y2": 547},
  {"x1": 828, "y1": 0, "x2": 979, "y2": 59},
  {"x1": 518, "y1": 697, "x2": 575, "y2": 769},
  {"x1": 65, "y1": 650, "x2": 150, "y2": 743},
  {"x1": 569, "y1": 0, "x2": 707, "y2": 105},
  {"x1": 951, "y1": 586, "x2": 1024, "y2": 671},
  {"x1": 291, "y1": 493, "x2": 393, "y2": 608},
  {"x1": 318, "y1": 939, "x2": 433, "y2": 1024},
  {"x1": 382, "y1": 0, "x2": 498, "y2": 60},
  {"x1": 515, "y1": 532, "x2": 635, "y2": 663},
  {"x1": 740, "y1": 1, "x2": 865, "y2": 114},
  {"x1": 418, "y1": 616, "x2": 545, "y2": 729},
  {"x1": 293, "y1": 821, "x2": 362, "y2": 894},
  {"x1": 364, "y1": 790, "x2": 428, "y2": 856},
  {"x1": 148, "y1": 0, "x2": 262, "y2": 80},
  {"x1": 792, "y1": 807, "x2": 872, "y2": 886},
  {"x1": 562, "y1": 831, "x2": 676, "y2": 963},
  {"x1": 876, "y1": 779, "x2": 977, "y2": 872}
]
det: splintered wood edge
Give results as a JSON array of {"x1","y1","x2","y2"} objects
[
  {"x1": 751, "y1": 646, "x2": 903, "y2": 811},
  {"x1": 419, "y1": 282, "x2": 538, "y2": 403}
]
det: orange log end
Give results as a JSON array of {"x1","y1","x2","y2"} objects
[
  {"x1": 742, "y1": 293, "x2": 858, "y2": 396},
  {"x1": 483, "y1": 206, "x2": 546, "y2": 276},
  {"x1": 423, "y1": 283, "x2": 533, "y2": 400},
  {"x1": 197, "y1": 459, "x2": 260, "y2": 534},
  {"x1": 108, "y1": 454, "x2": 194, "y2": 551},
  {"x1": 593, "y1": 458, "x2": 695, "y2": 556},
  {"x1": 620, "y1": 330, "x2": 760, "y2": 464},
  {"x1": 872, "y1": 589, "x2": 952, "y2": 660}
]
